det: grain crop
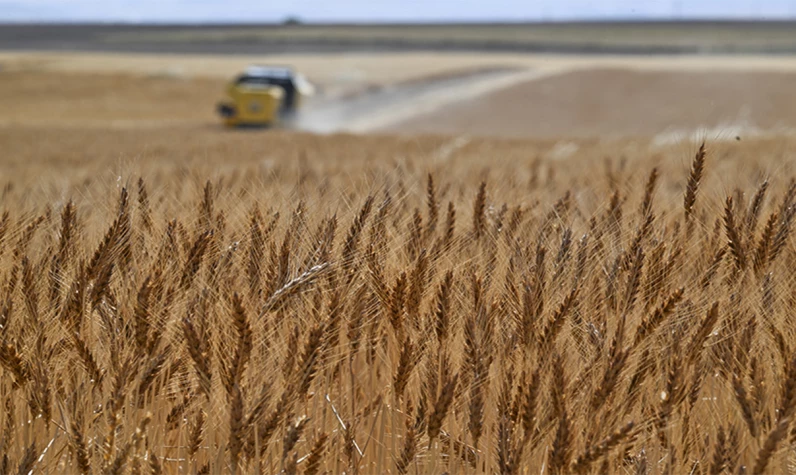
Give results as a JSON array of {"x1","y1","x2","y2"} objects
[{"x1": 1, "y1": 130, "x2": 796, "y2": 474}]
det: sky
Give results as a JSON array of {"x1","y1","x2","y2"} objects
[{"x1": 2, "y1": 0, "x2": 796, "y2": 23}]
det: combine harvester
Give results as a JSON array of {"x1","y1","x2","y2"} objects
[{"x1": 216, "y1": 66, "x2": 314, "y2": 128}]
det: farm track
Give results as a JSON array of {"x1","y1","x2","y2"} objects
[{"x1": 294, "y1": 68, "x2": 556, "y2": 133}]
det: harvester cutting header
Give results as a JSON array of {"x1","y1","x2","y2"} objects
[{"x1": 216, "y1": 66, "x2": 314, "y2": 127}]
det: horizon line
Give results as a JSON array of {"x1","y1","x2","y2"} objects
[{"x1": 2, "y1": 17, "x2": 796, "y2": 26}]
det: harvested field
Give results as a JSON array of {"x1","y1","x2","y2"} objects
[
  {"x1": 7, "y1": 63, "x2": 796, "y2": 139},
  {"x1": 8, "y1": 50, "x2": 796, "y2": 100},
  {"x1": 390, "y1": 68, "x2": 796, "y2": 139},
  {"x1": 0, "y1": 51, "x2": 544, "y2": 99}
]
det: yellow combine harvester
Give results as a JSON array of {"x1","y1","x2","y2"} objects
[{"x1": 216, "y1": 66, "x2": 314, "y2": 127}]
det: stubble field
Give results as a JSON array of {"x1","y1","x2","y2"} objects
[{"x1": 2, "y1": 41, "x2": 796, "y2": 474}]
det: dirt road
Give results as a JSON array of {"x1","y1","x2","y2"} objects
[{"x1": 294, "y1": 68, "x2": 559, "y2": 133}]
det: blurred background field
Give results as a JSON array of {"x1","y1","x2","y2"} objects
[{"x1": 5, "y1": 44, "x2": 796, "y2": 141}]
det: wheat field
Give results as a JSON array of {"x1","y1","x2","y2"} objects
[{"x1": 1, "y1": 131, "x2": 796, "y2": 474}]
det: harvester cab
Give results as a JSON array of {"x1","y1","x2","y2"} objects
[{"x1": 216, "y1": 66, "x2": 314, "y2": 127}]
